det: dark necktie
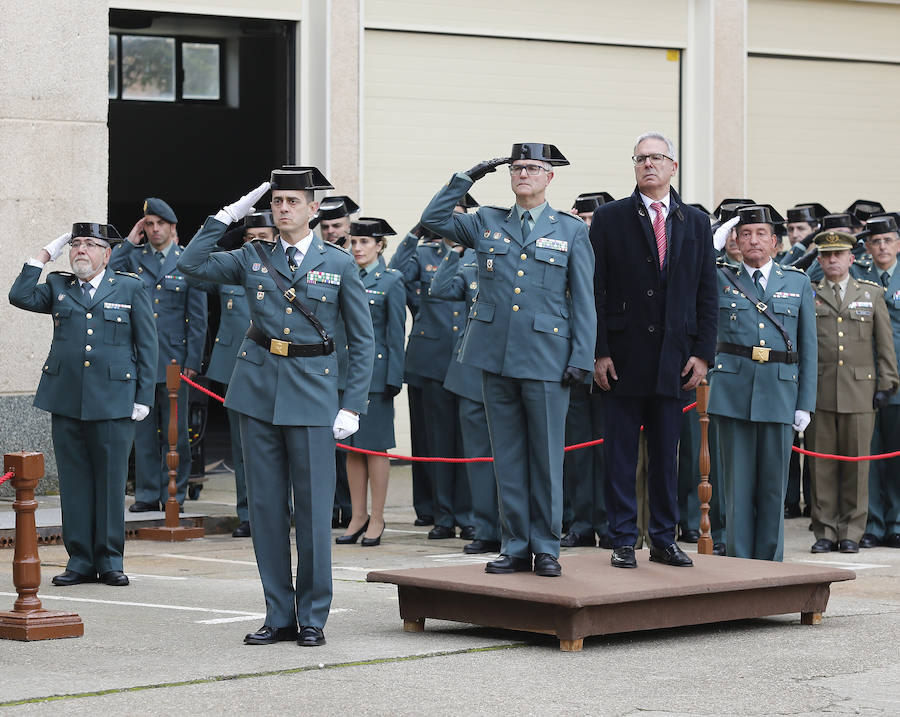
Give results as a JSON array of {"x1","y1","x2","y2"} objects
[
  {"x1": 521, "y1": 210, "x2": 532, "y2": 240},
  {"x1": 81, "y1": 282, "x2": 91, "y2": 300},
  {"x1": 833, "y1": 282, "x2": 842, "y2": 306},
  {"x1": 155, "y1": 250, "x2": 165, "y2": 264},
  {"x1": 359, "y1": 267, "x2": 366, "y2": 278},
  {"x1": 752, "y1": 269, "x2": 764, "y2": 299},
  {"x1": 286, "y1": 246, "x2": 299, "y2": 272},
  {"x1": 882, "y1": 271, "x2": 890, "y2": 288}
]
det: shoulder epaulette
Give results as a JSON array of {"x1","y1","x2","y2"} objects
[
  {"x1": 384, "y1": 267, "x2": 400, "y2": 274},
  {"x1": 555, "y1": 211, "x2": 583, "y2": 223},
  {"x1": 857, "y1": 278, "x2": 881, "y2": 288},
  {"x1": 782, "y1": 264, "x2": 807, "y2": 274},
  {"x1": 420, "y1": 240, "x2": 441, "y2": 248},
  {"x1": 114, "y1": 270, "x2": 141, "y2": 279},
  {"x1": 484, "y1": 205, "x2": 509, "y2": 212},
  {"x1": 322, "y1": 242, "x2": 352, "y2": 256},
  {"x1": 715, "y1": 258, "x2": 737, "y2": 270},
  {"x1": 48, "y1": 270, "x2": 75, "y2": 278}
]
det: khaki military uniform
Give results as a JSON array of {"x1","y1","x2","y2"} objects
[{"x1": 807, "y1": 277, "x2": 899, "y2": 543}]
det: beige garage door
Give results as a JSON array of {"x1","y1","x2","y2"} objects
[
  {"x1": 748, "y1": 56, "x2": 900, "y2": 213},
  {"x1": 363, "y1": 30, "x2": 681, "y2": 236}
]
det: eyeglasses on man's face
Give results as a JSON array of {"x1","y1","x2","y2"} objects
[
  {"x1": 69, "y1": 239, "x2": 109, "y2": 250},
  {"x1": 508, "y1": 164, "x2": 550, "y2": 176},
  {"x1": 632, "y1": 153, "x2": 674, "y2": 166}
]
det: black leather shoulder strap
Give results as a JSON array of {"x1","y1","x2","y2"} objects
[
  {"x1": 718, "y1": 266, "x2": 794, "y2": 352},
  {"x1": 254, "y1": 242, "x2": 331, "y2": 344}
]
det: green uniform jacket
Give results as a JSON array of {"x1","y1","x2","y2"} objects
[
  {"x1": 421, "y1": 172, "x2": 596, "y2": 380},
  {"x1": 8, "y1": 265, "x2": 158, "y2": 419},
  {"x1": 709, "y1": 262, "x2": 817, "y2": 423},
  {"x1": 362, "y1": 258, "x2": 406, "y2": 392},
  {"x1": 176, "y1": 217, "x2": 374, "y2": 425},
  {"x1": 812, "y1": 277, "x2": 899, "y2": 412}
]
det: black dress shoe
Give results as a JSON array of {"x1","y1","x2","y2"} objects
[
  {"x1": 339, "y1": 511, "x2": 351, "y2": 529},
  {"x1": 597, "y1": 533, "x2": 613, "y2": 549},
  {"x1": 428, "y1": 525, "x2": 455, "y2": 539},
  {"x1": 802, "y1": 505, "x2": 811, "y2": 517},
  {"x1": 336, "y1": 517, "x2": 369, "y2": 545},
  {"x1": 611, "y1": 546, "x2": 637, "y2": 568},
  {"x1": 885, "y1": 533, "x2": 900, "y2": 548},
  {"x1": 128, "y1": 501, "x2": 159, "y2": 513},
  {"x1": 533, "y1": 553, "x2": 561, "y2": 577},
  {"x1": 784, "y1": 503, "x2": 802, "y2": 519},
  {"x1": 679, "y1": 529, "x2": 700, "y2": 544},
  {"x1": 458, "y1": 525, "x2": 476, "y2": 541},
  {"x1": 649, "y1": 542, "x2": 694, "y2": 567},
  {"x1": 99, "y1": 570, "x2": 129, "y2": 586},
  {"x1": 51, "y1": 570, "x2": 96, "y2": 586},
  {"x1": 484, "y1": 554, "x2": 532, "y2": 574},
  {"x1": 244, "y1": 624, "x2": 298, "y2": 645},
  {"x1": 297, "y1": 626, "x2": 326, "y2": 647},
  {"x1": 463, "y1": 539, "x2": 501, "y2": 554},
  {"x1": 560, "y1": 531, "x2": 595, "y2": 548},
  {"x1": 361, "y1": 521, "x2": 384, "y2": 547},
  {"x1": 414, "y1": 515, "x2": 434, "y2": 527},
  {"x1": 712, "y1": 542, "x2": 727, "y2": 556},
  {"x1": 232, "y1": 521, "x2": 251, "y2": 538},
  {"x1": 331, "y1": 515, "x2": 341, "y2": 529},
  {"x1": 860, "y1": 533, "x2": 880, "y2": 549},
  {"x1": 811, "y1": 538, "x2": 836, "y2": 553},
  {"x1": 838, "y1": 539, "x2": 859, "y2": 553}
]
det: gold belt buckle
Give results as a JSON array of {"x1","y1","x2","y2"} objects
[
  {"x1": 269, "y1": 338, "x2": 290, "y2": 356},
  {"x1": 751, "y1": 346, "x2": 770, "y2": 363}
]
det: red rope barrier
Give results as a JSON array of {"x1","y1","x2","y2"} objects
[
  {"x1": 182, "y1": 373, "x2": 895, "y2": 464},
  {"x1": 0, "y1": 470, "x2": 13, "y2": 486}
]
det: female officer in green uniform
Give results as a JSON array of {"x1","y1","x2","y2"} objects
[{"x1": 336, "y1": 218, "x2": 405, "y2": 547}]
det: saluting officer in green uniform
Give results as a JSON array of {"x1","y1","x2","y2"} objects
[
  {"x1": 190, "y1": 210, "x2": 277, "y2": 538},
  {"x1": 708, "y1": 205, "x2": 817, "y2": 561},
  {"x1": 177, "y1": 168, "x2": 374, "y2": 648},
  {"x1": 806, "y1": 230, "x2": 898, "y2": 554},
  {"x1": 109, "y1": 198, "x2": 207, "y2": 511},
  {"x1": 421, "y1": 142, "x2": 596, "y2": 578},
  {"x1": 9, "y1": 224, "x2": 157, "y2": 586}
]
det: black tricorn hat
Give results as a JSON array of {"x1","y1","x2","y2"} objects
[
  {"x1": 457, "y1": 192, "x2": 480, "y2": 210},
  {"x1": 70, "y1": 223, "x2": 123, "y2": 246},
  {"x1": 509, "y1": 143, "x2": 569, "y2": 166},
  {"x1": 350, "y1": 217, "x2": 396, "y2": 238},
  {"x1": 846, "y1": 198, "x2": 885, "y2": 221},
  {"x1": 270, "y1": 166, "x2": 334, "y2": 191},
  {"x1": 573, "y1": 192, "x2": 615, "y2": 213},
  {"x1": 714, "y1": 198, "x2": 755, "y2": 218},
  {"x1": 861, "y1": 214, "x2": 900, "y2": 238},
  {"x1": 717, "y1": 202, "x2": 755, "y2": 223},
  {"x1": 244, "y1": 210, "x2": 275, "y2": 229},
  {"x1": 786, "y1": 206, "x2": 818, "y2": 224},
  {"x1": 317, "y1": 195, "x2": 360, "y2": 221},
  {"x1": 793, "y1": 202, "x2": 830, "y2": 220},
  {"x1": 820, "y1": 213, "x2": 856, "y2": 231},
  {"x1": 736, "y1": 204, "x2": 784, "y2": 226},
  {"x1": 688, "y1": 203, "x2": 714, "y2": 218}
]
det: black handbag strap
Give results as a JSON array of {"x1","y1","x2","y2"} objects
[
  {"x1": 254, "y1": 242, "x2": 331, "y2": 344},
  {"x1": 718, "y1": 266, "x2": 794, "y2": 353}
]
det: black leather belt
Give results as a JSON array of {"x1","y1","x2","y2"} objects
[
  {"x1": 716, "y1": 341, "x2": 798, "y2": 364},
  {"x1": 246, "y1": 324, "x2": 334, "y2": 357}
]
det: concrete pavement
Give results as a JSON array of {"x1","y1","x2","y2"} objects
[{"x1": 1, "y1": 466, "x2": 898, "y2": 715}]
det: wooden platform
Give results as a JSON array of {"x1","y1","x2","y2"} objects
[{"x1": 366, "y1": 552, "x2": 856, "y2": 651}]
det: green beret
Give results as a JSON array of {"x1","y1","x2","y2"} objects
[{"x1": 143, "y1": 197, "x2": 177, "y2": 224}]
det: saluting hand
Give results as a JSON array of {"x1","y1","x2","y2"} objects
[
  {"x1": 219, "y1": 181, "x2": 272, "y2": 224},
  {"x1": 594, "y1": 357, "x2": 617, "y2": 391},
  {"x1": 465, "y1": 157, "x2": 510, "y2": 182},
  {"x1": 40, "y1": 232, "x2": 72, "y2": 263},
  {"x1": 681, "y1": 356, "x2": 708, "y2": 391},
  {"x1": 126, "y1": 217, "x2": 146, "y2": 246}
]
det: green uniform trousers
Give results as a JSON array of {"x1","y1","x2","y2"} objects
[
  {"x1": 482, "y1": 372, "x2": 569, "y2": 558},
  {"x1": 134, "y1": 382, "x2": 191, "y2": 506},
  {"x1": 807, "y1": 409, "x2": 875, "y2": 543},
  {"x1": 225, "y1": 407, "x2": 249, "y2": 524},
  {"x1": 458, "y1": 397, "x2": 500, "y2": 543},
  {"x1": 240, "y1": 415, "x2": 335, "y2": 629},
  {"x1": 51, "y1": 414, "x2": 134, "y2": 575},
  {"x1": 563, "y1": 386, "x2": 608, "y2": 539},
  {"x1": 867, "y1": 406, "x2": 900, "y2": 539},
  {"x1": 716, "y1": 416, "x2": 792, "y2": 561}
]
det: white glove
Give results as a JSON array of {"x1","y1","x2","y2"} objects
[
  {"x1": 792, "y1": 410, "x2": 811, "y2": 433},
  {"x1": 713, "y1": 216, "x2": 740, "y2": 251},
  {"x1": 43, "y1": 232, "x2": 72, "y2": 262},
  {"x1": 215, "y1": 182, "x2": 271, "y2": 224},
  {"x1": 131, "y1": 403, "x2": 150, "y2": 422},
  {"x1": 332, "y1": 409, "x2": 360, "y2": 440}
]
